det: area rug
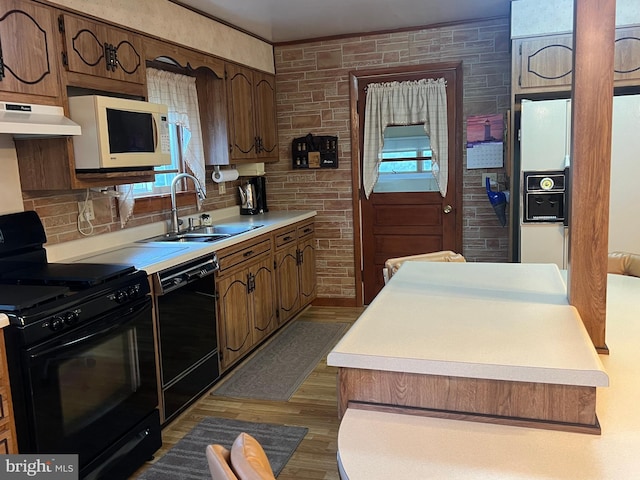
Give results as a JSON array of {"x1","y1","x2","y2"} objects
[
  {"x1": 212, "y1": 321, "x2": 350, "y2": 401},
  {"x1": 136, "y1": 417, "x2": 307, "y2": 479}
]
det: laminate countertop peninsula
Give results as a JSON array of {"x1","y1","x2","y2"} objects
[
  {"x1": 327, "y1": 262, "x2": 608, "y2": 431},
  {"x1": 336, "y1": 273, "x2": 639, "y2": 480}
]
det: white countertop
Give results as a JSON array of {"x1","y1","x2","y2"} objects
[
  {"x1": 46, "y1": 209, "x2": 316, "y2": 274},
  {"x1": 337, "y1": 273, "x2": 639, "y2": 480},
  {"x1": 328, "y1": 262, "x2": 608, "y2": 387}
]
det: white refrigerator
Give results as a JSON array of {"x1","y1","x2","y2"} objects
[{"x1": 519, "y1": 95, "x2": 640, "y2": 267}]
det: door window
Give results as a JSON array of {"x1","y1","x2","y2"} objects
[{"x1": 373, "y1": 125, "x2": 439, "y2": 193}]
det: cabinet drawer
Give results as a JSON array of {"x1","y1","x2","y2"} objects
[
  {"x1": 0, "y1": 428, "x2": 12, "y2": 455},
  {"x1": 297, "y1": 222, "x2": 314, "y2": 239},
  {"x1": 0, "y1": 386, "x2": 10, "y2": 428},
  {"x1": 217, "y1": 237, "x2": 271, "y2": 273},
  {"x1": 275, "y1": 228, "x2": 297, "y2": 249}
]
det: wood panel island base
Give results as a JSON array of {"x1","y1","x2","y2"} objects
[
  {"x1": 337, "y1": 369, "x2": 599, "y2": 434},
  {"x1": 328, "y1": 263, "x2": 608, "y2": 435}
]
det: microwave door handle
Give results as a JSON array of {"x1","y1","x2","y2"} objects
[{"x1": 152, "y1": 114, "x2": 158, "y2": 151}]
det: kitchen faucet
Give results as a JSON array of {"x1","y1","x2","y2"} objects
[{"x1": 170, "y1": 173, "x2": 206, "y2": 234}]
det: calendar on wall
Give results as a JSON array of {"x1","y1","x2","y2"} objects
[{"x1": 466, "y1": 114, "x2": 505, "y2": 169}]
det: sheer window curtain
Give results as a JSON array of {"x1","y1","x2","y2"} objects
[
  {"x1": 362, "y1": 78, "x2": 448, "y2": 198},
  {"x1": 117, "y1": 68, "x2": 205, "y2": 227}
]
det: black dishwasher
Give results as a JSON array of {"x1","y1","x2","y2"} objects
[{"x1": 152, "y1": 253, "x2": 220, "y2": 424}]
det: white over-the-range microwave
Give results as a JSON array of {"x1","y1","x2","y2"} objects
[{"x1": 68, "y1": 95, "x2": 171, "y2": 171}]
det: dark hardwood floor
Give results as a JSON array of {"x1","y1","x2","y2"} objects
[{"x1": 134, "y1": 306, "x2": 364, "y2": 479}]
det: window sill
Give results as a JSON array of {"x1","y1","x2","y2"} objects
[{"x1": 133, "y1": 191, "x2": 198, "y2": 215}]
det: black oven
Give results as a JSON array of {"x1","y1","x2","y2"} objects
[
  {"x1": 3, "y1": 272, "x2": 162, "y2": 479},
  {"x1": 0, "y1": 211, "x2": 161, "y2": 479}
]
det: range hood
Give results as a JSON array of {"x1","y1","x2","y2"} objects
[{"x1": 0, "y1": 102, "x2": 81, "y2": 138}]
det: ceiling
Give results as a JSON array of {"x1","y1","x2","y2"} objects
[{"x1": 174, "y1": 0, "x2": 513, "y2": 44}]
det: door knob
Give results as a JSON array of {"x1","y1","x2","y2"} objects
[{"x1": 443, "y1": 205, "x2": 452, "y2": 214}]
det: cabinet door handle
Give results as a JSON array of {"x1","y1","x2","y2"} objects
[
  {"x1": 0, "y1": 44, "x2": 5, "y2": 80},
  {"x1": 243, "y1": 250, "x2": 254, "y2": 257},
  {"x1": 104, "y1": 43, "x2": 117, "y2": 71},
  {"x1": 303, "y1": 228, "x2": 311, "y2": 233},
  {"x1": 283, "y1": 236, "x2": 292, "y2": 241}
]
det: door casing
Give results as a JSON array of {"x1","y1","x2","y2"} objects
[{"x1": 349, "y1": 63, "x2": 464, "y2": 306}]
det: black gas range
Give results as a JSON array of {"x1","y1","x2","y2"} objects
[
  {"x1": 0, "y1": 212, "x2": 141, "y2": 336},
  {"x1": 0, "y1": 211, "x2": 161, "y2": 479}
]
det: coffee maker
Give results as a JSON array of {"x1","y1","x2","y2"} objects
[{"x1": 239, "y1": 176, "x2": 268, "y2": 215}]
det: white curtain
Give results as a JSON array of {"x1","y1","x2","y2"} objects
[
  {"x1": 118, "y1": 68, "x2": 205, "y2": 227},
  {"x1": 362, "y1": 78, "x2": 448, "y2": 198}
]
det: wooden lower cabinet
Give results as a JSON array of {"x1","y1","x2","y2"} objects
[
  {"x1": 216, "y1": 236, "x2": 276, "y2": 372},
  {"x1": 217, "y1": 268, "x2": 253, "y2": 371},
  {"x1": 215, "y1": 220, "x2": 316, "y2": 372},
  {"x1": 298, "y1": 234, "x2": 317, "y2": 306},
  {"x1": 251, "y1": 257, "x2": 278, "y2": 344},
  {"x1": 0, "y1": 334, "x2": 17, "y2": 454},
  {"x1": 274, "y1": 221, "x2": 317, "y2": 325},
  {"x1": 274, "y1": 238, "x2": 300, "y2": 324}
]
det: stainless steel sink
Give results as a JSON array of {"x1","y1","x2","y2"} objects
[
  {"x1": 139, "y1": 224, "x2": 263, "y2": 243},
  {"x1": 189, "y1": 224, "x2": 264, "y2": 236},
  {"x1": 141, "y1": 232, "x2": 232, "y2": 243}
]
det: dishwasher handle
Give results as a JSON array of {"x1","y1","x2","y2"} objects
[{"x1": 156, "y1": 254, "x2": 219, "y2": 295}]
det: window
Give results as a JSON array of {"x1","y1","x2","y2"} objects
[
  {"x1": 373, "y1": 125, "x2": 439, "y2": 193},
  {"x1": 132, "y1": 124, "x2": 183, "y2": 196},
  {"x1": 117, "y1": 67, "x2": 206, "y2": 226},
  {"x1": 132, "y1": 67, "x2": 205, "y2": 199}
]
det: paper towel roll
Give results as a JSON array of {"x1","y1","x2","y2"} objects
[{"x1": 211, "y1": 169, "x2": 239, "y2": 183}]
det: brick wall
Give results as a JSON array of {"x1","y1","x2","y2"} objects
[
  {"x1": 270, "y1": 17, "x2": 511, "y2": 300},
  {"x1": 22, "y1": 178, "x2": 240, "y2": 244}
]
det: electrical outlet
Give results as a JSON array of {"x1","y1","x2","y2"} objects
[
  {"x1": 219, "y1": 182, "x2": 226, "y2": 194},
  {"x1": 482, "y1": 173, "x2": 497, "y2": 188},
  {"x1": 78, "y1": 200, "x2": 95, "y2": 221}
]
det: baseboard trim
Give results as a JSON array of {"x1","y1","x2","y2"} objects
[{"x1": 312, "y1": 297, "x2": 358, "y2": 307}]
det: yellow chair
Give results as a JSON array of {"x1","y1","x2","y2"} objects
[
  {"x1": 607, "y1": 252, "x2": 640, "y2": 278},
  {"x1": 206, "y1": 432, "x2": 276, "y2": 480},
  {"x1": 383, "y1": 250, "x2": 466, "y2": 283}
]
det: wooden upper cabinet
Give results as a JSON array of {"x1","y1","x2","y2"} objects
[
  {"x1": 514, "y1": 27, "x2": 640, "y2": 94},
  {"x1": 226, "y1": 63, "x2": 279, "y2": 163},
  {"x1": 226, "y1": 63, "x2": 256, "y2": 160},
  {"x1": 614, "y1": 26, "x2": 640, "y2": 86},
  {"x1": 144, "y1": 36, "x2": 225, "y2": 78},
  {"x1": 60, "y1": 13, "x2": 145, "y2": 85},
  {"x1": 514, "y1": 35, "x2": 574, "y2": 91},
  {"x1": 254, "y1": 72, "x2": 278, "y2": 160},
  {"x1": 0, "y1": 0, "x2": 61, "y2": 102}
]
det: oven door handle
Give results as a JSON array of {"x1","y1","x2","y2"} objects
[{"x1": 29, "y1": 301, "x2": 151, "y2": 360}]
